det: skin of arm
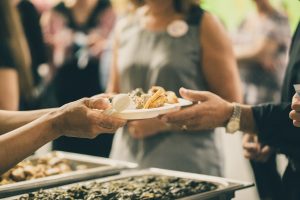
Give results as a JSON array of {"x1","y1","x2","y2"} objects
[
  {"x1": 200, "y1": 13, "x2": 243, "y2": 103},
  {"x1": 0, "y1": 108, "x2": 55, "y2": 135},
  {"x1": 162, "y1": 88, "x2": 257, "y2": 133},
  {"x1": 0, "y1": 97, "x2": 126, "y2": 174},
  {"x1": 106, "y1": 22, "x2": 121, "y2": 94},
  {"x1": 0, "y1": 68, "x2": 19, "y2": 110}
]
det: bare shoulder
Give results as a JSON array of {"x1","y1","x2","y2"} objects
[{"x1": 200, "y1": 12, "x2": 230, "y2": 50}]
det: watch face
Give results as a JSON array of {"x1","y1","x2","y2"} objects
[{"x1": 228, "y1": 120, "x2": 240, "y2": 132}]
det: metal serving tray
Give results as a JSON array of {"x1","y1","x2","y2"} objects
[
  {"x1": 5, "y1": 168, "x2": 253, "y2": 200},
  {"x1": 0, "y1": 151, "x2": 137, "y2": 198}
]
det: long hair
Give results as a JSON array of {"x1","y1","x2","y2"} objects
[
  {"x1": 129, "y1": 0, "x2": 199, "y2": 14},
  {"x1": 0, "y1": 0, "x2": 34, "y2": 101}
]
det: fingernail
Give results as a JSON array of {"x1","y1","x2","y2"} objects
[{"x1": 180, "y1": 87, "x2": 188, "y2": 95}]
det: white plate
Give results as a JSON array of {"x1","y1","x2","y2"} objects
[{"x1": 112, "y1": 98, "x2": 192, "y2": 120}]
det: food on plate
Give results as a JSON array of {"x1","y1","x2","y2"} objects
[
  {"x1": 0, "y1": 152, "x2": 87, "y2": 185},
  {"x1": 19, "y1": 175, "x2": 218, "y2": 199},
  {"x1": 129, "y1": 86, "x2": 179, "y2": 109}
]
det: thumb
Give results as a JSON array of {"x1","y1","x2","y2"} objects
[
  {"x1": 179, "y1": 87, "x2": 208, "y2": 102},
  {"x1": 87, "y1": 98, "x2": 111, "y2": 110},
  {"x1": 260, "y1": 145, "x2": 271, "y2": 155}
]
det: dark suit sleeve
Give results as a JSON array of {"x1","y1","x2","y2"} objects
[{"x1": 252, "y1": 103, "x2": 300, "y2": 159}]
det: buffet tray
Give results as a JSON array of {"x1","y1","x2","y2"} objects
[
  {"x1": 0, "y1": 151, "x2": 137, "y2": 198},
  {"x1": 5, "y1": 168, "x2": 254, "y2": 200}
]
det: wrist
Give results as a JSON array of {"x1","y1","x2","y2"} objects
[
  {"x1": 45, "y1": 109, "x2": 64, "y2": 139},
  {"x1": 225, "y1": 103, "x2": 242, "y2": 134},
  {"x1": 223, "y1": 102, "x2": 235, "y2": 126}
]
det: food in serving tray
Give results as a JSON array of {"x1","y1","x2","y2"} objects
[
  {"x1": 19, "y1": 175, "x2": 218, "y2": 200},
  {"x1": 0, "y1": 152, "x2": 87, "y2": 185},
  {"x1": 129, "y1": 86, "x2": 179, "y2": 109}
]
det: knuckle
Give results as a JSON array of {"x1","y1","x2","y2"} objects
[
  {"x1": 289, "y1": 111, "x2": 295, "y2": 119},
  {"x1": 86, "y1": 132, "x2": 96, "y2": 139},
  {"x1": 293, "y1": 121, "x2": 300, "y2": 127}
]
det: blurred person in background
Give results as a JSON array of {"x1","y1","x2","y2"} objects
[
  {"x1": 42, "y1": 0, "x2": 116, "y2": 157},
  {"x1": 17, "y1": 0, "x2": 53, "y2": 110},
  {"x1": 231, "y1": 0, "x2": 291, "y2": 199},
  {"x1": 0, "y1": 0, "x2": 54, "y2": 115},
  {"x1": 163, "y1": 15, "x2": 300, "y2": 197},
  {"x1": 0, "y1": 0, "x2": 126, "y2": 174},
  {"x1": 0, "y1": 0, "x2": 34, "y2": 110},
  {"x1": 108, "y1": 0, "x2": 242, "y2": 175}
]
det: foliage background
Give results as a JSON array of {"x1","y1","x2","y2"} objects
[{"x1": 201, "y1": 0, "x2": 300, "y2": 32}]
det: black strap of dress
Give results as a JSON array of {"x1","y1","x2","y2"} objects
[{"x1": 186, "y1": 5, "x2": 204, "y2": 26}]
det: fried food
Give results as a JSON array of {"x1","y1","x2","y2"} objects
[
  {"x1": 166, "y1": 91, "x2": 179, "y2": 104},
  {"x1": 129, "y1": 86, "x2": 179, "y2": 109},
  {"x1": 0, "y1": 152, "x2": 87, "y2": 185},
  {"x1": 144, "y1": 88, "x2": 167, "y2": 109}
]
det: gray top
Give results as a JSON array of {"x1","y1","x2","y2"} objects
[{"x1": 110, "y1": 8, "x2": 223, "y2": 176}]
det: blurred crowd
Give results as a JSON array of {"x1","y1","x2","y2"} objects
[{"x1": 0, "y1": 0, "x2": 299, "y2": 199}]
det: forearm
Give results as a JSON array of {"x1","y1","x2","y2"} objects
[
  {"x1": 240, "y1": 104, "x2": 258, "y2": 134},
  {"x1": 0, "y1": 108, "x2": 56, "y2": 134},
  {"x1": 251, "y1": 103, "x2": 298, "y2": 145},
  {"x1": 0, "y1": 111, "x2": 60, "y2": 174}
]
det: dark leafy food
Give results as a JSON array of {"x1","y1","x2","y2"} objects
[{"x1": 19, "y1": 175, "x2": 218, "y2": 200}]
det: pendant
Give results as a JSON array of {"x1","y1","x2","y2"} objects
[{"x1": 167, "y1": 20, "x2": 189, "y2": 38}]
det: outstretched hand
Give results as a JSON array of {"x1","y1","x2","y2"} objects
[
  {"x1": 161, "y1": 88, "x2": 233, "y2": 131},
  {"x1": 52, "y1": 97, "x2": 126, "y2": 138}
]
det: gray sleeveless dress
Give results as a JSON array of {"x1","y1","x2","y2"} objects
[{"x1": 110, "y1": 8, "x2": 223, "y2": 176}]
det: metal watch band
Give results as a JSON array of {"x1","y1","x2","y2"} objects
[{"x1": 226, "y1": 103, "x2": 241, "y2": 134}]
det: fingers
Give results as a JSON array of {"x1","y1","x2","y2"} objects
[
  {"x1": 243, "y1": 142, "x2": 260, "y2": 152},
  {"x1": 178, "y1": 117, "x2": 215, "y2": 131},
  {"x1": 127, "y1": 118, "x2": 163, "y2": 139},
  {"x1": 91, "y1": 93, "x2": 115, "y2": 99},
  {"x1": 291, "y1": 94, "x2": 300, "y2": 111},
  {"x1": 242, "y1": 133, "x2": 256, "y2": 143},
  {"x1": 242, "y1": 134, "x2": 260, "y2": 160},
  {"x1": 161, "y1": 105, "x2": 200, "y2": 123},
  {"x1": 242, "y1": 134, "x2": 273, "y2": 162},
  {"x1": 179, "y1": 88, "x2": 209, "y2": 102},
  {"x1": 91, "y1": 110, "x2": 126, "y2": 130},
  {"x1": 86, "y1": 97, "x2": 111, "y2": 110},
  {"x1": 289, "y1": 110, "x2": 300, "y2": 121},
  {"x1": 128, "y1": 125, "x2": 143, "y2": 139},
  {"x1": 293, "y1": 120, "x2": 300, "y2": 127},
  {"x1": 290, "y1": 95, "x2": 300, "y2": 127},
  {"x1": 256, "y1": 146, "x2": 272, "y2": 162}
]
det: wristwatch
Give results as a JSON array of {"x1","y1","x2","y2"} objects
[{"x1": 226, "y1": 103, "x2": 241, "y2": 134}]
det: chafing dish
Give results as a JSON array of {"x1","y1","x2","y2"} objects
[
  {"x1": 6, "y1": 168, "x2": 253, "y2": 200},
  {"x1": 0, "y1": 151, "x2": 137, "y2": 198}
]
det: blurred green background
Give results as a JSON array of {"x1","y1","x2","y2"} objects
[{"x1": 201, "y1": 0, "x2": 300, "y2": 33}]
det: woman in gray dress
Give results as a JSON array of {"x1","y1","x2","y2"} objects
[{"x1": 108, "y1": 0, "x2": 242, "y2": 176}]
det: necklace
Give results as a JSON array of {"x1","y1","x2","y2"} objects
[
  {"x1": 167, "y1": 19, "x2": 189, "y2": 38},
  {"x1": 139, "y1": 7, "x2": 189, "y2": 38}
]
